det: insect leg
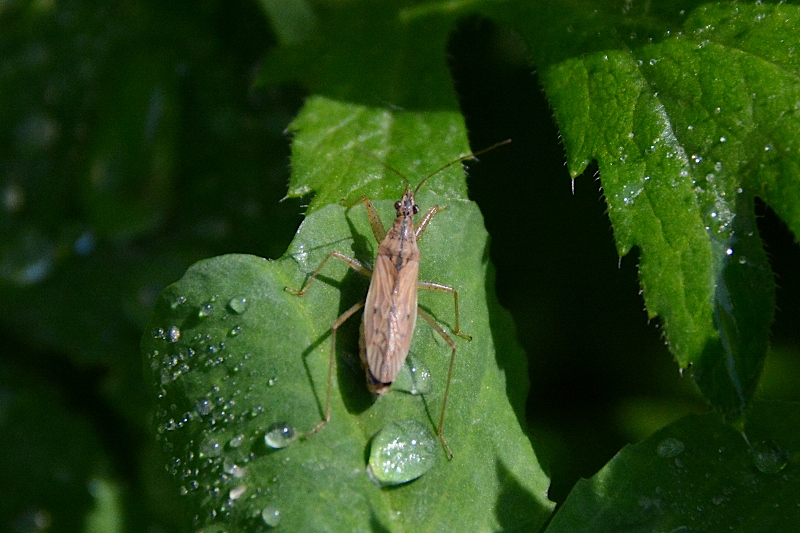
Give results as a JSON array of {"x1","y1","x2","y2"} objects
[
  {"x1": 417, "y1": 307, "x2": 456, "y2": 460},
  {"x1": 349, "y1": 196, "x2": 387, "y2": 242},
  {"x1": 414, "y1": 205, "x2": 448, "y2": 240},
  {"x1": 305, "y1": 300, "x2": 365, "y2": 438},
  {"x1": 417, "y1": 280, "x2": 471, "y2": 340},
  {"x1": 284, "y1": 251, "x2": 372, "y2": 295}
]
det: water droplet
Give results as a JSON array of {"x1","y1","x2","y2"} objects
[
  {"x1": 726, "y1": 248, "x2": 734, "y2": 256},
  {"x1": 167, "y1": 326, "x2": 181, "y2": 343},
  {"x1": 764, "y1": 145, "x2": 772, "y2": 152},
  {"x1": 751, "y1": 440, "x2": 789, "y2": 474},
  {"x1": 714, "y1": 161, "x2": 723, "y2": 171},
  {"x1": 229, "y1": 325, "x2": 242, "y2": 337},
  {"x1": 229, "y1": 485, "x2": 246, "y2": 500},
  {"x1": 656, "y1": 437, "x2": 685, "y2": 458},
  {"x1": 224, "y1": 458, "x2": 247, "y2": 478},
  {"x1": 719, "y1": 136, "x2": 727, "y2": 143},
  {"x1": 261, "y1": 506, "x2": 282, "y2": 528},
  {"x1": 228, "y1": 434, "x2": 245, "y2": 448},
  {"x1": 200, "y1": 438, "x2": 223, "y2": 457},
  {"x1": 227, "y1": 296, "x2": 249, "y2": 315},
  {"x1": 738, "y1": 256, "x2": 747, "y2": 264},
  {"x1": 264, "y1": 422, "x2": 297, "y2": 449},
  {"x1": 198, "y1": 302, "x2": 215, "y2": 318},
  {"x1": 392, "y1": 355, "x2": 432, "y2": 395},
  {"x1": 196, "y1": 398, "x2": 213, "y2": 416},
  {"x1": 366, "y1": 419, "x2": 437, "y2": 487},
  {"x1": 267, "y1": 377, "x2": 278, "y2": 387},
  {"x1": 170, "y1": 295, "x2": 187, "y2": 309}
]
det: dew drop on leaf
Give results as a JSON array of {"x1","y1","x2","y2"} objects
[
  {"x1": 750, "y1": 440, "x2": 789, "y2": 474},
  {"x1": 656, "y1": 437, "x2": 685, "y2": 458},
  {"x1": 170, "y1": 295, "x2": 187, "y2": 309},
  {"x1": 392, "y1": 355, "x2": 432, "y2": 395},
  {"x1": 227, "y1": 296, "x2": 249, "y2": 314},
  {"x1": 198, "y1": 302, "x2": 214, "y2": 318},
  {"x1": 367, "y1": 419, "x2": 437, "y2": 487},
  {"x1": 264, "y1": 422, "x2": 297, "y2": 449},
  {"x1": 200, "y1": 438, "x2": 223, "y2": 457},
  {"x1": 196, "y1": 398, "x2": 213, "y2": 416},
  {"x1": 261, "y1": 506, "x2": 281, "y2": 527},
  {"x1": 229, "y1": 485, "x2": 246, "y2": 500},
  {"x1": 224, "y1": 458, "x2": 247, "y2": 478},
  {"x1": 167, "y1": 326, "x2": 181, "y2": 343}
]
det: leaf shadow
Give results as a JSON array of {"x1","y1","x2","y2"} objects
[
  {"x1": 494, "y1": 460, "x2": 547, "y2": 532},
  {"x1": 482, "y1": 241, "x2": 528, "y2": 429},
  {"x1": 299, "y1": 210, "x2": 379, "y2": 423}
]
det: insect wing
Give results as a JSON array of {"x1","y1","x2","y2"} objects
[{"x1": 362, "y1": 253, "x2": 419, "y2": 388}]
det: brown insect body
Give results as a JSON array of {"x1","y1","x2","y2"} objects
[
  {"x1": 285, "y1": 139, "x2": 509, "y2": 459},
  {"x1": 361, "y1": 189, "x2": 421, "y2": 394}
]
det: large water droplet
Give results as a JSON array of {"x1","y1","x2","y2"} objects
[
  {"x1": 392, "y1": 355, "x2": 432, "y2": 395},
  {"x1": 200, "y1": 438, "x2": 223, "y2": 457},
  {"x1": 170, "y1": 295, "x2": 187, "y2": 309},
  {"x1": 227, "y1": 296, "x2": 249, "y2": 315},
  {"x1": 198, "y1": 301, "x2": 215, "y2": 318},
  {"x1": 751, "y1": 440, "x2": 789, "y2": 474},
  {"x1": 656, "y1": 437, "x2": 685, "y2": 458},
  {"x1": 229, "y1": 485, "x2": 246, "y2": 500},
  {"x1": 196, "y1": 398, "x2": 213, "y2": 416},
  {"x1": 167, "y1": 326, "x2": 181, "y2": 343},
  {"x1": 261, "y1": 506, "x2": 281, "y2": 527},
  {"x1": 264, "y1": 422, "x2": 297, "y2": 449},
  {"x1": 367, "y1": 419, "x2": 437, "y2": 487},
  {"x1": 224, "y1": 458, "x2": 247, "y2": 478}
]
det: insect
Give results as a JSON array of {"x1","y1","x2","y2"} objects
[{"x1": 285, "y1": 140, "x2": 510, "y2": 459}]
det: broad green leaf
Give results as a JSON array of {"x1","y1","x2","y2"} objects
[
  {"x1": 486, "y1": 1, "x2": 800, "y2": 419},
  {"x1": 545, "y1": 400, "x2": 800, "y2": 532},
  {"x1": 142, "y1": 197, "x2": 552, "y2": 530},
  {"x1": 287, "y1": 96, "x2": 472, "y2": 210}
]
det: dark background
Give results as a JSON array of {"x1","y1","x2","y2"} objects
[{"x1": 1, "y1": 3, "x2": 798, "y2": 530}]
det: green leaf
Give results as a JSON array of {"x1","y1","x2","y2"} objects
[
  {"x1": 545, "y1": 400, "x2": 800, "y2": 532},
  {"x1": 486, "y1": 2, "x2": 800, "y2": 418},
  {"x1": 142, "y1": 195, "x2": 552, "y2": 529},
  {"x1": 286, "y1": 96, "x2": 472, "y2": 211}
]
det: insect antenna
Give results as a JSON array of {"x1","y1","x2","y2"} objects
[
  {"x1": 354, "y1": 145, "x2": 412, "y2": 190},
  {"x1": 414, "y1": 139, "x2": 512, "y2": 194},
  {"x1": 355, "y1": 139, "x2": 511, "y2": 194}
]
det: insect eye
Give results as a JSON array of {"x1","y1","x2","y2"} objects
[
  {"x1": 394, "y1": 201, "x2": 402, "y2": 210},
  {"x1": 412, "y1": 204, "x2": 420, "y2": 214}
]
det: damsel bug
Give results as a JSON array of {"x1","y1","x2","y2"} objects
[{"x1": 285, "y1": 140, "x2": 510, "y2": 459}]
